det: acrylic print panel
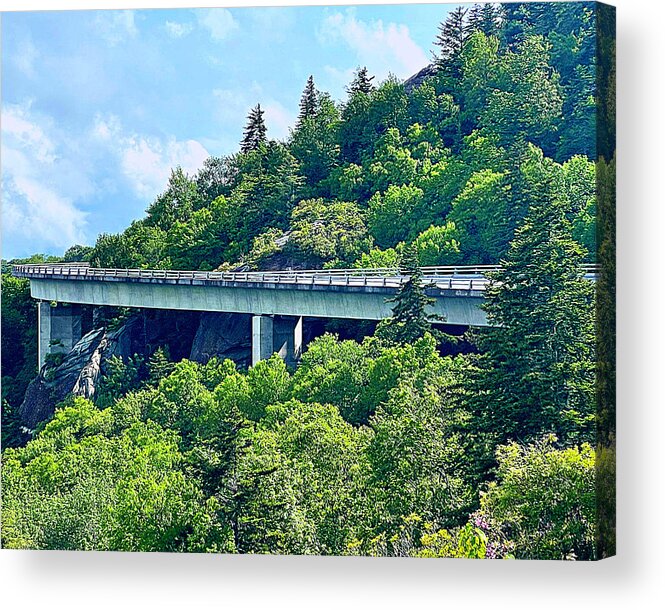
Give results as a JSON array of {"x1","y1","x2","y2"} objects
[{"x1": 1, "y1": 2, "x2": 615, "y2": 560}]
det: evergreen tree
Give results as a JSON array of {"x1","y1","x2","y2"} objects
[
  {"x1": 347, "y1": 66, "x2": 375, "y2": 96},
  {"x1": 240, "y1": 104, "x2": 267, "y2": 154},
  {"x1": 147, "y1": 347, "x2": 175, "y2": 386},
  {"x1": 434, "y1": 6, "x2": 470, "y2": 79},
  {"x1": 297, "y1": 75, "x2": 318, "y2": 125},
  {"x1": 377, "y1": 244, "x2": 438, "y2": 344},
  {"x1": 468, "y1": 3, "x2": 501, "y2": 38},
  {"x1": 473, "y1": 159, "x2": 595, "y2": 448}
]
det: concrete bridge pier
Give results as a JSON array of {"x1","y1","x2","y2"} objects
[
  {"x1": 38, "y1": 302, "x2": 82, "y2": 369},
  {"x1": 252, "y1": 314, "x2": 303, "y2": 368},
  {"x1": 273, "y1": 315, "x2": 303, "y2": 368}
]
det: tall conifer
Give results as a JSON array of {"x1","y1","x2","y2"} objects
[
  {"x1": 347, "y1": 66, "x2": 375, "y2": 96},
  {"x1": 240, "y1": 104, "x2": 267, "y2": 154},
  {"x1": 297, "y1": 75, "x2": 318, "y2": 125},
  {"x1": 468, "y1": 3, "x2": 501, "y2": 38},
  {"x1": 474, "y1": 160, "x2": 595, "y2": 447},
  {"x1": 377, "y1": 244, "x2": 437, "y2": 345},
  {"x1": 434, "y1": 6, "x2": 470, "y2": 79}
]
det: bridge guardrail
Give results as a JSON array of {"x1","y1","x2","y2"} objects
[{"x1": 12, "y1": 263, "x2": 599, "y2": 292}]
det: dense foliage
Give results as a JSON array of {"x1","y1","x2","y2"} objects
[{"x1": 2, "y1": 3, "x2": 609, "y2": 559}]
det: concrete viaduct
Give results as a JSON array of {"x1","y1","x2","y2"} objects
[{"x1": 12, "y1": 263, "x2": 593, "y2": 369}]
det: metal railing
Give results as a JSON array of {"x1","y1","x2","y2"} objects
[{"x1": 12, "y1": 263, "x2": 599, "y2": 291}]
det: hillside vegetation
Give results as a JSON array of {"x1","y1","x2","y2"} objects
[{"x1": 2, "y1": 4, "x2": 612, "y2": 559}]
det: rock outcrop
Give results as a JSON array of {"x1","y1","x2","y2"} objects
[
  {"x1": 403, "y1": 63, "x2": 439, "y2": 93},
  {"x1": 19, "y1": 327, "x2": 109, "y2": 432},
  {"x1": 190, "y1": 312, "x2": 252, "y2": 368},
  {"x1": 17, "y1": 308, "x2": 255, "y2": 431}
]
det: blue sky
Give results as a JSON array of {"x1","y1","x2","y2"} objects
[{"x1": 1, "y1": 4, "x2": 456, "y2": 259}]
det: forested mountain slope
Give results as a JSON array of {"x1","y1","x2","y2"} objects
[
  {"x1": 84, "y1": 2, "x2": 598, "y2": 273},
  {"x1": 2, "y1": 3, "x2": 614, "y2": 559}
]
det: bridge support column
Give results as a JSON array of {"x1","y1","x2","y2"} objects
[
  {"x1": 252, "y1": 315, "x2": 274, "y2": 366},
  {"x1": 252, "y1": 315, "x2": 303, "y2": 367},
  {"x1": 273, "y1": 315, "x2": 303, "y2": 368},
  {"x1": 38, "y1": 302, "x2": 82, "y2": 369}
]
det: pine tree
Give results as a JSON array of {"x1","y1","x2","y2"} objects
[
  {"x1": 377, "y1": 244, "x2": 438, "y2": 345},
  {"x1": 473, "y1": 167, "x2": 596, "y2": 448},
  {"x1": 240, "y1": 104, "x2": 267, "y2": 154},
  {"x1": 147, "y1": 346, "x2": 174, "y2": 386},
  {"x1": 297, "y1": 75, "x2": 318, "y2": 125},
  {"x1": 434, "y1": 6, "x2": 470, "y2": 79},
  {"x1": 347, "y1": 66, "x2": 375, "y2": 96},
  {"x1": 468, "y1": 3, "x2": 501, "y2": 38}
]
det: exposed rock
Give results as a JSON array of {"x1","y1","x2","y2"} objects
[
  {"x1": 403, "y1": 63, "x2": 439, "y2": 93},
  {"x1": 19, "y1": 327, "x2": 108, "y2": 431},
  {"x1": 17, "y1": 309, "x2": 202, "y2": 432},
  {"x1": 190, "y1": 312, "x2": 252, "y2": 368}
]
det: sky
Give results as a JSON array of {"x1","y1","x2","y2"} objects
[{"x1": 1, "y1": 4, "x2": 456, "y2": 259}]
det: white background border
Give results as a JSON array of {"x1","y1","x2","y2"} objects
[{"x1": 1, "y1": 0, "x2": 662, "y2": 607}]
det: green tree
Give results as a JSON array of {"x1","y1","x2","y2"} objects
[
  {"x1": 62, "y1": 244, "x2": 94, "y2": 263},
  {"x1": 297, "y1": 75, "x2": 318, "y2": 125},
  {"x1": 1, "y1": 398, "x2": 222, "y2": 552},
  {"x1": 95, "y1": 354, "x2": 146, "y2": 408},
  {"x1": 347, "y1": 66, "x2": 375, "y2": 95},
  {"x1": 145, "y1": 167, "x2": 200, "y2": 232},
  {"x1": 480, "y1": 35, "x2": 563, "y2": 154},
  {"x1": 474, "y1": 436, "x2": 596, "y2": 560},
  {"x1": 353, "y1": 246, "x2": 401, "y2": 270},
  {"x1": 448, "y1": 168, "x2": 512, "y2": 263},
  {"x1": 288, "y1": 198, "x2": 372, "y2": 266},
  {"x1": 473, "y1": 151, "x2": 596, "y2": 447},
  {"x1": 290, "y1": 93, "x2": 340, "y2": 190},
  {"x1": 368, "y1": 184, "x2": 424, "y2": 248},
  {"x1": 413, "y1": 222, "x2": 463, "y2": 266},
  {"x1": 195, "y1": 155, "x2": 238, "y2": 207},
  {"x1": 224, "y1": 142, "x2": 304, "y2": 257},
  {"x1": 376, "y1": 244, "x2": 438, "y2": 345},
  {"x1": 1, "y1": 274, "x2": 37, "y2": 429},
  {"x1": 365, "y1": 374, "x2": 473, "y2": 538},
  {"x1": 468, "y1": 3, "x2": 501, "y2": 38},
  {"x1": 261, "y1": 399, "x2": 370, "y2": 554},
  {"x1": 240, "y1": 104, "x2": 268, "y2": 154},
  {"x1": 434, "y1": 6, "x2": 470, "y2": 79}
]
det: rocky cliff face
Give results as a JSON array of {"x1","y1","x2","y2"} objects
[
  {"x1": 19, "y1": 326, "x2": 114, "y2": 432},
  {"x1": 18, "y1": 309, "x2": 255, "y2": 432},
  {"x1": 190, "y1": 313, "x2": 252, "y2": 369},
  {"x1": 403, "y1": 63, "x2": 439, "y2": 93}
]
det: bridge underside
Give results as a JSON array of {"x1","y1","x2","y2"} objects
[{"x1": 30, "y1": 277, "x2": 487, "y2": 368}]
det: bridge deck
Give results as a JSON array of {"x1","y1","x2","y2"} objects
[
  {"x1": 12, "y1": 264, "x2": 597, "y2": 326},
  {"x1": 12, "y1": 264, "x2": 504, "y2": 291}
]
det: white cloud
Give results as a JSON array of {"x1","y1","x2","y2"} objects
[
  {"x1": 95, "y1": 10, "x2": 138, "y2": 46},
  {"x1": 91, "y1": 114, "x2": 209, "y2": 200},
  {"x1": 165, "y1": 21, "x2": 194, "y2": 39},
  {"x1": 2, "y1": 103, "x2": 89, "y2": 251},
  {"x1": 121, "y1": 137, "x2": 208, "y2": 199},
  {"x1": 1, "y1": 103, "x2": 56, "y2": 163},
  {"x1": 317, "y1": 10, "x2": 428, "y2": 80},
  {"x1": 13, "y1": 37, "x2": 39, "y2": 78},
  {"x1": 196, "y1": 8, "x2": 239, "y2": 42},
  {"x1": 91, "y1": 114, "x2": 122, "y2": 141},
  {"x1": 212, "y1": 88, "x2": 254, "y2": 125}
]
